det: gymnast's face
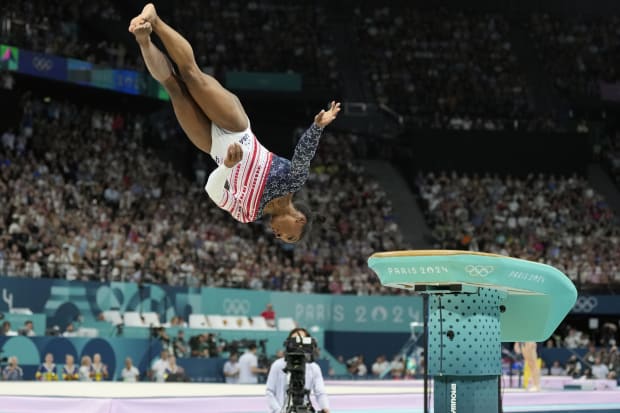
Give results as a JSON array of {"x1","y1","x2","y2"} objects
[{"x1": 271, "y1": 212, "x2": 306, "y2": 243}]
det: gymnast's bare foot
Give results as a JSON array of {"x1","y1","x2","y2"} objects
[
  {"x1": 139, "y1": 3, "x2": 159, "y2": 28},
  {"x1": 128, "y1": 4, "x2": 158, "y2": 33},
  {"x1": 131, "y1": 21, "x2": 153, "y2": 45}
]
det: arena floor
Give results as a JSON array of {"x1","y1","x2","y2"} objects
[{"x1": 0, "y1": 380, "x2": 618, "y2": 413}]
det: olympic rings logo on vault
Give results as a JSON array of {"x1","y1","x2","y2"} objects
[{"x1": 464, "y1": 265, "x2": 495, "y2": 278}]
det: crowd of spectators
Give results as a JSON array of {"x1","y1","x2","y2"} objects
[
  {"x1": 0, "y1": 0, "x2": 340, "y2": 91},
  {"x1": 416, "y1": 171, "x2": 620, "y2": 287},
  {"x1": 0, "y1": 91, "x2": 405, "y2": 295},
  {"x1": 347, "y1": 353, "x2": 425, "y2": 379},
  {"x1": 167, "y1": 0, "x2": 340, "y2": 91},
  {"x1": 6, "y1": 0, "x2": 620, "y2": 131},
  {"x1": 601, "y1": 128, "x2": 620, "y2": 190},
  {"x1": 541, "y1": 341, "x2": 619, "y2": 380},
  {"x1": 529, "y1": 13, "x2": 620, "y2": 99},
  {"x1": 353, "y1": 7, "x2": 535, "y2": 131},
  {"x1": 0, "y1": 0, "x2": 138, "y2": 70}
]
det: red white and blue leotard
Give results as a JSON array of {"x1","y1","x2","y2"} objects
[{"x1": 205, "y1": 123, "x2": 323, "y2": 223}]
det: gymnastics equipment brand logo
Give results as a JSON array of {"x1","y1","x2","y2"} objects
[
  {"x1": 572, "y1": 296, "x2": 598, "y2": 313},
  {"x1": 450, "y1": 382, "x2": 457, "y2": 412},
  {"x1": 464, "y1": 265, "x2": 494, "y2": 278},
  {"x1": 223, "y1": 298, "x2": 251, "y2": 315}
]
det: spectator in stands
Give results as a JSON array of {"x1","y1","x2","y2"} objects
[
  {"x1": 1, "y1": 71, "x2": 14, "y2": 91},
  {"x1": 223, "y1": 352, "x2": 240, "y2": 384},
  {"x1": 371, "y1": 355, "x2": 390, "y2": 378},
  {"x1": 129, "y1": 4, "x2": 340, "y2": 241},
  {"x1": 205, "y1": 333, "x2": 223, "y2": 357},
  {"x1": 261, "y1": 304, "x2": 276, "y2": 328},
  {"x1": 564, "y1": 329, "x2": 583, "y2": 349},
  {"x1": 79, "y1": 355, "x2": 93, "y2": 381},
  {"x1": 120, "y1": 357, "x2": 140, "y2": 383},
  {"x1": 20, "y1": 320, "x2": 35, "y2": 337},
  {"x1": 579, "y1": 367, "x2": 594, "y2": 380},
  {"x1": 600, "y1": 323, "x2": 618, "y2": 348},
  {"x1": 346, "y1": 355, "x2": 367, "y2": 377},
  {"x1": 591, "y1": 356, "x2": 609, "y2": 379},
  {"x1": 406, "y1": 355, "x2": 419, "y2": 377},
  {"x1": 121, "y1": 357, "x2": 141, "y2": 382},
  {"x1": 173, "y1": 330, "x2": 189, "y2": 358},
  {"x1": 63, "y1": 323, "x2": 78, "y2": 337},
  {"x1": 238, "y1": 343, "x2": 267, "y2": 384},
  {"x1": 356, "y1": 355, "x2": 368, "y2": 377},
  {"x1": 189, "y1": 333, "x2": 209, "y2": 358},
  {"x1": 565, "y1": 355, "x2": 582, "y2": 378},
  {"x1": 584, "y1": 345, "x2": 598, "y2": 365},
  {"x1": 417, "y1": 354, "x2": 426, "y2": 377},
  {"x1": 36, "y1": 353, "x2": 58, "y2": 381},
  {"x1": 2, "y1": 356, "x2": 23, "y2": 380},
  {"x1": 548, "y1": 360, "x2": 564, "y2": 376},
  {"x1": 91, "y1": 353, "x2": 109, "y2": 381},
  {"x1": 266, "y1": 327, "x2": 330, "y2": 413},
  {"x1": 608, "y1": 346, "x2": 619, "y2": 380},
  {"x1": 165, "y1": 316, "x2": 188, "y2": 328},
  {"x1": 62, "y1": 355, "x2": 79, "y2": 381},
  {"x1": 390, "y1": 355, "x2": 405, "y2": 379},
  {"x1": 163, "y1": 355, "x2": 186, "y2": 382},
  {"x1": 151, "y1": 350, "x2": 170, "y2": 382},
  {"x1": 1, "y1": 321, "x2": 17, "y2": 336},
  {"x1": 153, "y1": 327, "x2": 172, "y2": 351}
]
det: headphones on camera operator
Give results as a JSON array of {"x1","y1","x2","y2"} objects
[{"x1": 281, "y1": 328, "x2": 325, "y2": 413}]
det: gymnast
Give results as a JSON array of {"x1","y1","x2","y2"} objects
[
  {"x1": 514, "y1": 341, "x2": 541, "y2": 392},
  {"x1": 128, "y1": 4, "x2": 340, "y2": 243}
]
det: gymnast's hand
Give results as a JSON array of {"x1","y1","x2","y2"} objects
[
  {"x1": 224, "y1": 143, "x2": 243, "y2": 168},
  {"x1": 314, "y1": 101, "x2": 341, "y2": 128}
]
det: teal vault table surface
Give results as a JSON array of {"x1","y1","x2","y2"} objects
[{"x1": 368, "y1": 250, "x2": 578, "y2": 345}]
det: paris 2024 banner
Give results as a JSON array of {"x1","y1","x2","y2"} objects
[{"x1": 0, "y1": 277, "x2": 423, "y2": 333}]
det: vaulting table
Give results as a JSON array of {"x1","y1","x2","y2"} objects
[{"x1": 368, "y1": 250, "x2": 578, "y2": 413}]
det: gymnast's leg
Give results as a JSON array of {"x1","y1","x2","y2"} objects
[
  {"x1": 132, "y1": 3, "x2": 248, "y2": 133},
  {"x1": 523, "y1": 342, "x2": 541, "y2": 391},
  {"x1": 130, "y1": 22, "x2": 212, "y2": 154}
]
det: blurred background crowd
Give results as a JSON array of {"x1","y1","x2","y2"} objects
[{"x1": 0, "y1": 0, "x2": 619, "y2": 385}]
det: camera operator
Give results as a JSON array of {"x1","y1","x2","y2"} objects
[{"x1": 266, "y1": 328, "x2": 330, "y2": 413}]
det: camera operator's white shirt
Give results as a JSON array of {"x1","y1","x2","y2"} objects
[{"x1": 265, "y1": 358, "x2": 329, "y2": 413}]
